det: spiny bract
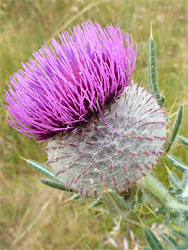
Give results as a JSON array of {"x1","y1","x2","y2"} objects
[{"x1": 47, "y1": 83, "x2": 167, "y2": 198}]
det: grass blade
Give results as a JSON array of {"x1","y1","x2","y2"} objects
[
  {"x1": 165, "y1": 103, "x2": 184, "y2": 154},
  {"x1": 145, "y1": 227, "x2": 165, "y2": 250}
]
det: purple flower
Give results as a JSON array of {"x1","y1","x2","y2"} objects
[
  {"x1": 4, "y1": 21, "x2": 167, "y2": 198},
  {"x1": 4, "y1": 21, "x2": 137, "y2": 141}
]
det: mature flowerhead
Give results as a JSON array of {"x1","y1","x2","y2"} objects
[
  {"x1": 4, "y1": 21, "x2": 167, "y2": 198},
  {"x1": 4, "y1": 21, "x2": 136, "y2": 141}
]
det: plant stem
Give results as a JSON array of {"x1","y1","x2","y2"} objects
[{"x1": 141, "y1": 175, "x2": 188, "y2": 211}]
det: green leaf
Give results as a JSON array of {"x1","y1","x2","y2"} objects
[
  {"x1": 169, "y1": 172, "x2": 182, "y2": 191},
  {"x1": 71, "y1": 194, "x2": 83, "y2": 200},
  {"x1": 90, "y1": 198, "x2": 104, "y2": 208},
  {"x1": 40, "y1": 178, "x2": 74, "y2": 192},
  {"x1": 165, "y1": 103, "x2": 184, "y2": 154},
  {"x1": 179, "y1": 135, "x2": 188, "y2": 146},
  {"x1": 27, "y1": 159, "x2": 64, "y2": 183},
  {"x1": 148, "y1": 33, "x2": 164, "y2": 107},
  {"x1": 145, "y1": 228, "x2": 166, "y2": 250},
  {"x1": 161, "y1": 233, "x2": 177, "y2": 249},
  {"x1": 175, "y1": 211, "x2": 186, "y2": 227},
  {"x1": 181, "y1": 170, "x2": 188, "y2": 190},
  {"x1": 168, "y1": 155, "x2": 188, "y2": 172},
  {"x1": 171, "y1": 229, "x2": 187, "y2": 241},
  {"x1": 102, "y1": 189, "x2": 130, "y2": 217},
  {"x1": 165, "y1": 209, "x2": 173, "y2": 227}
]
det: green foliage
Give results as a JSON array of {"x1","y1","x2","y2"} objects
[
  {"x1": 167, "y1": 136, "x2": 188, "y2": 201},
  {"x1": 148, "y1": 32, "x2": 165, "y2": 107},
  {"x1": 40, "y1": 178, "x2": 74, "y2": 192},
  {"x1": 26, "y1": 159, "x2": 64, "y2": 183},
  {"x1": 167, "y1": 155, "x2": 188, "y2": 172},
  {"x1": 178, "y1": 136, "x2": 188, "y2": 146},
  {"x1": 144, "y1": 228, "x2": 165, "y2": 250},
  {"x1": 90, "y1": 198, "x2": 104, "y2": 208},
  {"x1": 161, "y1": 231, "x2": 188, "y2": 250},
  {"x1": 165, "y1": 104, "x2": 184, "y2": 154},
  {"x1": 1, "y1": 1, "x2": 187, "y2": 249}
]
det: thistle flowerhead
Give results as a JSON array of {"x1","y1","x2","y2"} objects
[
  {"x1": 4, "y1": 21, "x2": 136, "y2": 141},
  {"x1": 4, "y1": 21, "x2": 167, "y2": 198}
]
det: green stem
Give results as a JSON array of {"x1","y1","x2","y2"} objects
[{"x1": 142, "y1": 175, "x2": 187, "y2": 211}]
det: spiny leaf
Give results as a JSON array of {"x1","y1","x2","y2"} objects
[
  {"x1": 161, "y1": 233, "x2": 177, "y2": 250},
  {"x1": 171, "y1": 229, "x2": 188, "y2": 240},
  {"x1": 179, "y1": 135, "x2": 188, "y2": 146},
  {"x1": 168, "y1": 155, "x2": 188, "y2": 172},
  {"x1": 175, "y1": 211, "x2": 186, "y2": 227},
  {"x1": 90, "y1": 198, "x2": 104, "y2": 208},
  {"x1": 102, "y1": 190, "x2": 127, "y2": 217},
  {"x1": 181, "y1": 170, "x2": 188, "y2": 190},
  {"x1": 165, "y1": 209, "x2": 173, "y2": 227},
  {"x1": 40, "y1": 178, "x2": 74, "y2": 192},
  {"x1": 71, "y1": 194, "x2": 83, "y2": 200},
  {"x1": 168, "y1": 172, "x2": 182, "y2": 191},
  {"x1": 148, "y1": 29, "x2": 164, "y2": 107},
  {"x1": 145, "y1": 227, "x2": 166, "y2": 250},
  {"x1": 26, "y1": 159, "x2": 64, "y2": 183},
  {"x1": 165, "y1": 103, "x2": 184, "y2": 154}
]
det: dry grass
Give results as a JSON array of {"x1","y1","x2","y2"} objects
[{"x1": 0, "y1": 0, "x2": 187, "y2": 249}]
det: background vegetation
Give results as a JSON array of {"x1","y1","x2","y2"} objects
[{"x1": 0, "y1": 0, "x2": 187, "y2": 249}]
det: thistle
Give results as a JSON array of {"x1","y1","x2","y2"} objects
[
  {"x1": 3, "y1": 20, "x2": 187, "y2": 249},
  {"x1": 4, "y1": 21, "x2": 167, "y2": 198}
]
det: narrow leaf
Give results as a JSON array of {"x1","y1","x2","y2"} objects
[
  {"x1": 90, "y1": 199, "x2": 104, "y2": 208},
  {"x1": 161, "y1": 233, "x2": 177, "y2": 249},
  {"x1": 165, "y1": 104, "x2": 184, "y2": 154},
  {"x1": 175, "y1": 211, "x2": 186, "y2": 227},
  {"x1": 169, "y1": 172, "x2": 182, "y2": 191},
  {"x1": 40, "y1": 178, "x2": 74, "y2": 192},
  {"x1": 148, "y1": 31, "x2": 164, "y2": 107},
  {"x1": 181, "y1": 170, "x2": 188, "y2": 190},
  {"x1": 171, "y1": 229, "x2": 187, "y2": 241},
  {"x1": 71, "y1": 194, "x2": 83, "y2": 200},
  {"x1": 145, "y1": 228, "x2": 166, "y2": 250},
  {"x1": 168, "y1": 155, "x2": 188, "y2": 172},
  {"x1": 179, "y1": 135, "x2": 188, "y2": 146},
  {"x1": 27, "y1": 159, "x2": 64, "y2": 183}
]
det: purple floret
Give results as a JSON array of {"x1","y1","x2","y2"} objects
[{"x1": 4, "y1": 21, "x2": 137, "y2": 141}]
